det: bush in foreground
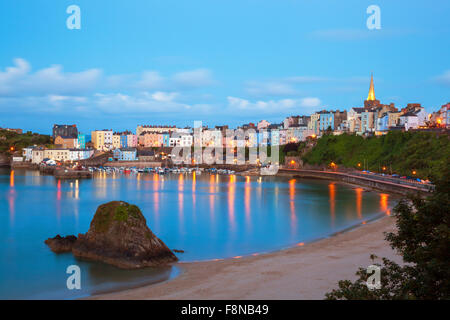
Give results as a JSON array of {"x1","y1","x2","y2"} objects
[{"x1": 326, "y1": 164, "x2": 450, "y2": 300}]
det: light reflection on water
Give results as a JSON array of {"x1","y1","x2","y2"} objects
[{"x1": 0, "y1": 168, "x2": 395, "y2": 299}]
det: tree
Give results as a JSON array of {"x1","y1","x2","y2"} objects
[{"x1": 326, "y1": 163, "x2": 450, "y2": 300}]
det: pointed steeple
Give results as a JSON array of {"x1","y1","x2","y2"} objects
[{"x1": 367, "y1": 73, "x2": 376, "y2": 101}]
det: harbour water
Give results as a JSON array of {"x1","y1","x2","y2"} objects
[{"x1": 0, "y1": 168, "x2": 394, "y2": 299}]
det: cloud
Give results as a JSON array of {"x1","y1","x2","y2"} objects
[
  {"x1": 93, "y1": 92, "x2": 192, "y2": 114},
  {"x1": 0, "y1": 58, "x2": 102, "y2": 96},
  {"x1": 135, "y1": 71, "x2": 166, "y2": 90},
  {"x1": 0, "y1": 58, "x2": 216, "y2": 98},
  {"x1": 173, "y1": 69, "x2": 215, "y2": 88},
  {"x1": 243, "y1": 76, "x2": 330, "y2": 98},
  {"x1": 243, "y1": 75, "x2": 370, "y2": 98},
  {"x1": 227, "y1": 96, "x2": 321, "y2": 114},
  {"x1": 151, "y1": 91, "x2": 179, "y2": 102},
  {"x1": 0, "y1": 58, "x2": 222, "y2": 118},
  {"x1": 299, "y1": 97, "x2": 321, "y2": 108},
  {"x1": 245, "y1": 81, "x2": 298, "y2": 97},
  {"x1": 434, "y1": 70, "x2": 450, "y2": 86}
]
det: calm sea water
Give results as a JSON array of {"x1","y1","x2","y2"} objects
[{"x1": 0, "y1": 168, "x2": 394, "y2": 299}]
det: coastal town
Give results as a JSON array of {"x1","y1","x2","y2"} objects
[
  {"x1": 2, "y1": 0, "x2": 450, "y2": 304},
  {"x1": 3, "y1": 76, "x2": 449, "y2": 167}
]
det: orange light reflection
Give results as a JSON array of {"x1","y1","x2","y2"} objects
[
  {"x1": 329, "y1": 183, "x2": 335, "y2": 223},
  {"x1": 355, "y1": 188, "x2": 363, "y2": 219}
]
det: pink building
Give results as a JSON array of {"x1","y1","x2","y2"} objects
[
  {"x1": 138, "y1": 132, "x2": 163, "y2": 147},
  {"x1": 127, "y1": 134, "x2": 137, "y2": 147}
]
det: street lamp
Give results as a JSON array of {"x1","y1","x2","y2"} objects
[{"x1": 330, "y1": 162, "x2": 337, "y2": 171}]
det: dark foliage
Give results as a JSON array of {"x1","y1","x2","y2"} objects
[{"x1": 326, "y1": 163, "x2": 450, "y2": 300}]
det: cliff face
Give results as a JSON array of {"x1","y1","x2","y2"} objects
[{"x1": 70, "y1": 201, "x2": 178, "y2": 269}]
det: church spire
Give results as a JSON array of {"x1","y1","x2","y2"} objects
[{"x1": 367, "y1": 73, "x2": 376, "y2": 101}]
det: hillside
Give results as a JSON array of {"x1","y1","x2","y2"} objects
[
  {"x1": 301, "y1": 131, "x2": 450, "y2": 180},
  {"x1": 0, "y1": 129, "x2": 52, "y2": 154}
]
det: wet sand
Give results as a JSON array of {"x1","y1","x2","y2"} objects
[{"x1": 92, "y1": 215, "x2": 400, "y2": 300}]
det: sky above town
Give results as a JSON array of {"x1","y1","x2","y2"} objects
[{"x1": 1, "y1": 0, "x2": 449, "y2": 134}]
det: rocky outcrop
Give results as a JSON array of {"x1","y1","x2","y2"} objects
[
  {"x1": 45, "y1": 235, "x2": 77, "y2": 253},
  {"x1": 66, "y1": 201, "x2": 178, "y2": 269}
]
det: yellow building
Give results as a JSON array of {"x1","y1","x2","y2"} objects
[
  {"x1": 112, "y1": 134, "x2": 121, "y2": 149},
  {"x1": 308, "y1": 113, "x2": 320, "y2": 134},
  {"x1": 91, "y1": 131, "x2": 104, "y2": 150},
  {"x1": 44, "y1": 149, "x2": 70, "y2": 162},
  {"x1": 91, "y1": 130, "x2": 113, "y2": 150}
]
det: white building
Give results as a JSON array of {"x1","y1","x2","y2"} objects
[
  {"x1": 399, "y1": 112, "x2": 419, "y2": 131},
  {"x1": 170, "y1": 133, "x2": 193, "y2": 147},
  {"x1": 31, "y1": 149, "x2": 45, "y2": 164},
  {"x1": 414, "y1": 108, "x2": 428, "y2": 126},
  {"x1": 22, "y1": 146, "x2": 34, "y2": 161},
  {"x1": 69, "y1": 149, "x2": 95, "y2": 161},
  {"x1": 180, "y1": 134, "x2": 193, "y2": 147}
]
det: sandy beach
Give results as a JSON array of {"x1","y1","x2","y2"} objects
[{"x1": 92, "y1": 215, "x2": 401, "y2": 300}]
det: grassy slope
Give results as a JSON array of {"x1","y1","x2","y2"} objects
[
  {"x1": 0, "y1": 129, "x2": 52, "y2": 153},
  {"x1": 301, "y1": 131, "x2": 450, "y2": 180}
]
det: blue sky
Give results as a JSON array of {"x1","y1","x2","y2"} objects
[{"x1": 0, "y1": 0, "x2": 449, "y2": 134}]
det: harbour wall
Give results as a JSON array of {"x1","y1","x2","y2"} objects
[{"x1": 278, "y1": 168, "x2": 433, "y2": 196}]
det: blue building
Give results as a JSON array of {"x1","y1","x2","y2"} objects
[
  {"x1": 113, "y1": 148, "x2": 137, "y2": 161},
  {"x1": 120, "y1": 135, "x2": 128, "y2": 148},
  {"x1": 318, "y1": 110, "x2": 347, "y2": 132},
  {"x1": 77, "y1": 134, "x2": 86, "y2": 149},
  {"x1": 162, "y1": 132, "x2": 170, "y2": 147},
  {"x1": 319, "y1": 112, "x2": 334, "y2": 131}
]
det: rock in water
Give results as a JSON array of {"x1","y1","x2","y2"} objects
[
  {"x1": 45, "y1": 235, "x2": 77, "y2": 253},
  {"x1": 71, "y1": 201, "x2": 178, "y2": 269}
]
